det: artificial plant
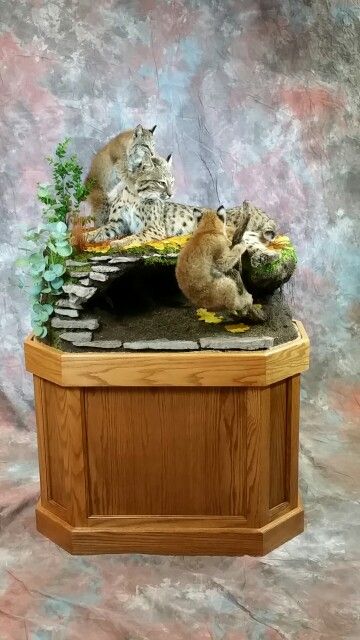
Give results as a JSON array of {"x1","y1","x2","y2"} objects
[{"x1": 18, "y1": 139, "x2": 91, "y2": 338}]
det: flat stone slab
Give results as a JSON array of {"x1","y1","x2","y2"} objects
[
  {"x1": 59, "y1": 331, "x2": 93, "y2": 343},
  {"x1": 69, "y1": 271, "x2": 91, "y2": 278},
  {"x1": 199, "y1": 336, "x2": 274, "y2": 350},
  {"x1": 91, "y1": 264, "x2": 120, "y2": 273},
  {"x1": 90, "y1": 256, "x2": 112, "y2": 262},
  {"x1": 90, "y1": 271, "x2": 108, "y2": 282},
  {"x1": 55, "y1": 308, "x2": 80, "y2": 318},
  {"x1": 109, "y1": 256, "x2": 140, "y2": 263},
  {"x1": 66, "y1": 260, "x2": 91, "y2": 267},
  {"x1": 79, "y1": 278, "x2": 90, "y2": 286},
  {"x1": 123, "y1": 339, "x2": 199, "y2": 351},
  {"x1": 55, "y1": 298, "x2": 83, "y2": 310},
  {"x1": 51, "y1": 317, "x2": 99, "y2": 330},
  {"x1": 63, "y1": 284, "x2": 97, "y2": 300},
  {"x1": 72, "y1": 340, "x2": 123, "y2": 349}
]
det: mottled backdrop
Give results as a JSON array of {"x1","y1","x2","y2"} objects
[{"x1": 0, "y1": 1, "x2": 359, "y2": 638}]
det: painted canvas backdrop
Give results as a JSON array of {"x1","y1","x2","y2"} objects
[{"x1": 0, "y1": 1, "x2": 359, "y2": 638}]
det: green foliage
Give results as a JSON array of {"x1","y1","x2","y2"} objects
[
  {"x1": 256, "y1": 245, "x2": 298, "y2": 277},
  {"x1": 17, "y1": 139, "x2": 90, "y2": 338}
]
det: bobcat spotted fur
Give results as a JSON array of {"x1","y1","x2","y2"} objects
[{"x1": 86, "y1": 184, "x2": 278, "y2": 265}]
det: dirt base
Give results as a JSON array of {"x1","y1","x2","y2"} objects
[{"x1": 54, "y1": 288, "x2": 297, "y2": 352}]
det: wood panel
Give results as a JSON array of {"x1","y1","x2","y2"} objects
[
  {"x1": 265, "y1": 328, "x2": 310, "y2": 385},
  {"x1": 41, "y1": 380, "x2": 72, "y2": 510},
  {"x1": 84, "y1": 387, "x2": 247, "y2": 517},
  {"x1": 34, "y1": 379, "x2": 87, "y2": 526},
  {"x1": 63, "y1": 351, "x2": 268, "y2": 387},
  {"x1": 287, "y1": 375, "x2": 300, "y2": 508},
  {"x1": 32, "y1": 377, "x2": 68, "y2": 522},
  {"x1": 246, "y1": 387, "x2": 270, "y2": 526},
  {"x1": 36, "y1": 500, "x2": 304, "y2": 556},
  {"x1": 269, "y1": 380, "x2": 288, "y2": 508},
  {"x1": 24, "y1": 321, "x2": 310, "y2": 388},
  {"x1": 25, "y1": 339, "x2": 63, "y2": 385}
]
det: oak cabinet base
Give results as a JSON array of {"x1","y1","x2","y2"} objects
[
  {"x1": 25, "y1": 321, "x2": 309, "y2": 556},
  {"x1": 36, "y1": 501, "x2": 304, "y2": 556}
]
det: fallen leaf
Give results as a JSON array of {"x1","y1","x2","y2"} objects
[
  {"x1": 196, "y1": 308, "x2": 224, "y2": 324},
  {"x1": 268, "y1": 235, "x2": 291, "y2": 251},
  {"x1": 84, "y1": 242, "x2": 110, "y2": 253},
  {"x1": 224, "y1": 323, "x2": 250, "y2": 333}
]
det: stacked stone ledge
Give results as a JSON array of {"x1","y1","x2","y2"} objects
[{"x1": 50, "y1": 254, "x2": 277, "y2": 352}]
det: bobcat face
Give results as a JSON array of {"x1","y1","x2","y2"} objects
[
  {"x1": 132, "y1": 124, "x2": 156, "y2": 151},
  {"x1": 132, "y1": 154, "x2": 174, "y2": 201}
]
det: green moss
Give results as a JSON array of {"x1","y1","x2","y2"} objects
[
  {"x1": 122, "y1": 245, "x2": 180, "y2": 257},
  {"x1": 70, "y1": 252, "x2": 91, "y2": 262},
  {"x1": 68, "y1": 264, "x2": 91, "y2": 273},
  {"x1": 255, "y1": 245, "x2": 297, "y2": 277},
  {"x1": 142, "y1": 256, "x2": 178, "y2": 266},
  {"x1": 73, "y1": 243, "x2": 181, "y2": 261}
]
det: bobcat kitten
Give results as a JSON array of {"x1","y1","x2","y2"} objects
[
  {"x1": 175, "y1": 207, "x2": 253, "y2": 315},
  {"x1": 85, "y1": 124, "x2": 157, "y2": 225}
]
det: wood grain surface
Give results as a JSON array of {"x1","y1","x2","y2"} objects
[
  {"x1": 269, "y1": 380, "x2": 288, "y2": 508},
  {"x1": 24, "y1": 321, "x2": 310, "y2": 388},
  {"x1": 36, "y1": 501, "x2": 304, "y2": 556},
  {"x1": 84, "y1": 387, "x2": 247, "y2": 517},
  {"x1": 29, "y1": 325, "x2": 308, "y2": 555}
]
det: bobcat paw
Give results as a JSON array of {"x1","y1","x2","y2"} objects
[
  {"x1": 110, "y1": 237, "x2": 135, "y2": 248},
  {"x1": 85, "y1": 230, "x2": 101, "y2": 243}
]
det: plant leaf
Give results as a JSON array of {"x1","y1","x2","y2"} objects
[
  {"x1": 51, "y1": 277, "x2": 64, "y2": 290},
  {"x1": 43, "y1": 269, "x2": 57, "y2": 282},
  {"x1": 56, "y1": 245, "x2": 72, "y2": 257},
  {"x1": 52, "y1": 263, "x2": 65, "y2": 277},
  {"x1": 224, "y1": 323, "x2": 250, "y2": 333},
  {"x1": 268, "y1": 235, "x2": 291, "y2": 251},
  {"x1": 196, "y1": 308, "x2": 224, "y2": 324}
]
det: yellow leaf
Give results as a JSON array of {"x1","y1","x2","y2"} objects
[
  {"x1": 84, "y1": 243, "x2": 110, "y2": 253},
  {"x1": 224, "y1": 323, "x2": 250, "y2": 333},
  {"x1": 120, "y1": 234, "x2": 192, "y2": 254},
  {"x1": 146, "y1": 241, "x2": 166, "y2": 251},
  {"x1": 123, "y1": 241, "x2": 143, "y2": 249},
  {"x1": 268, "y1": 235, "x2": 291, "y2": 251},
  {"x1": 196, "y1": 308, "x2": 224, "y2": 324}
]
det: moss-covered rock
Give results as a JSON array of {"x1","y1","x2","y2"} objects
[
  {"x1": 72, "y1": 234, "x2": 297, "y2": 296},
  {"x1": 242, "y1": 241, "x2": 297, "y2": 295}
]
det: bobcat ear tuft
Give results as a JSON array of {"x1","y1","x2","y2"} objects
[
  {"x1": 216, "y1": 205, "x2": 226, "y2": 222},
  {"x1": 150, "y1": 125, "x2": 157, "y2": 134},
  {"x1": 166, "y1": 153, "x2": 172, "y2": 165},
  {"x1": 134, "y1": 124, "x2": 143, "y2": 137}
]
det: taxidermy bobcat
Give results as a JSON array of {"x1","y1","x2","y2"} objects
[
  {"x1": 86, "y1": 178, "x2": 278, "y2": 267},
  {"x1": 175, "y1": 207, "x2": 254, "y2": 315},
  {"x1": 85, "y1": 124, "x2": 157, "y2": 225}
]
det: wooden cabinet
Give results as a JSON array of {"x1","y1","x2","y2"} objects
[{"x1": 25, "y1": 321, "x2": 309, "y2": 555}]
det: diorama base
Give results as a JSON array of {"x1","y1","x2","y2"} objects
[
  {"x1": 36, "y1": 500, "x2": 304, "y2": 556},
  {"x1": 25, "y1": 321, "x2": 309, "y2": 556}
]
